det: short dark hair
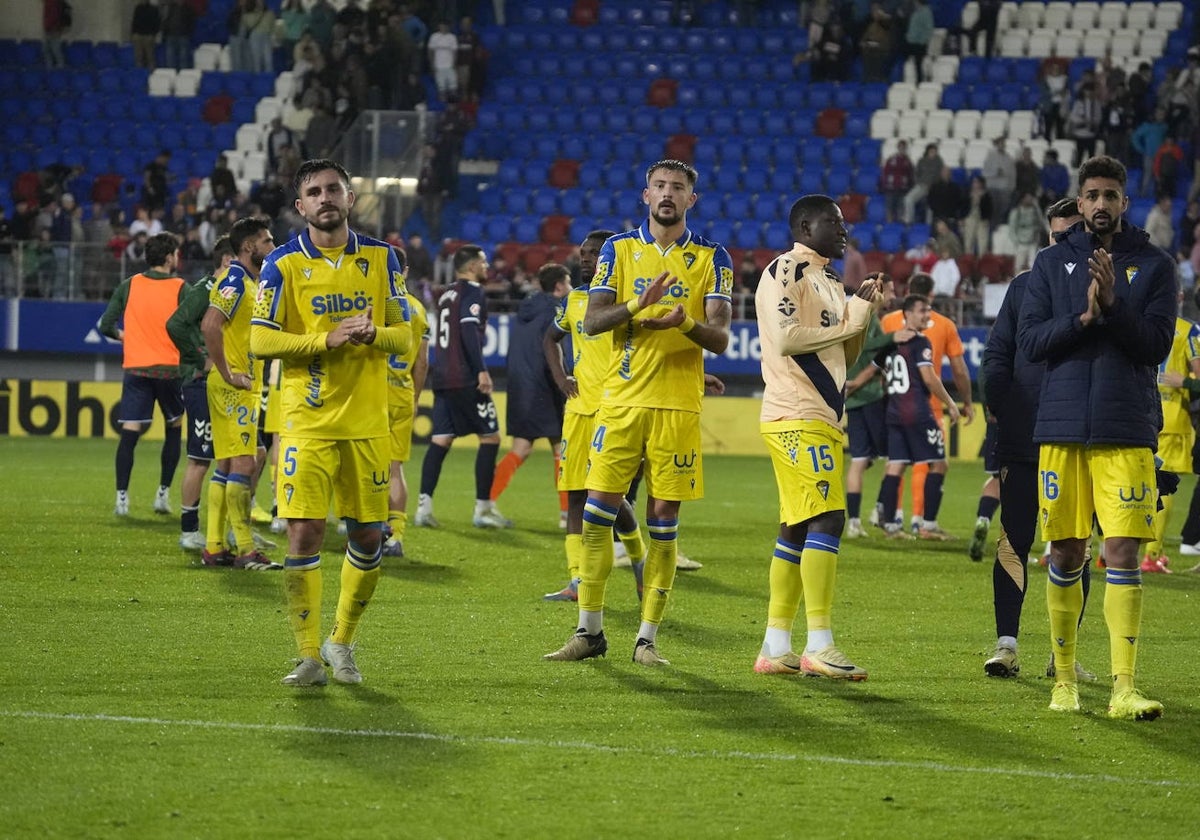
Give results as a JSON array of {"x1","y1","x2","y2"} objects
[
  {"x1": 292, "y1": 158, "x2": 351, "y2": 195},
  {"x1": 584, "y1": 229, "x2": 616, "y2": 246},
  {"x1": 907, "y1": 273, "x2": 934, "y2": 297},
  {"x1": 392, "y1": 245, "x2": 408, "y2": 274},
  {"x1": 645, "y1": 159, "x2": 698, "y2": 188},
  {"x1": 537, "y1": 262, "x2": 570, "y2": 293},
  {"x1": 453, "y1": 244, "x2": 485, "y2": 273},
  {"x1": 1077, "y1": 154, "x2": 1127, "y2": 190},
  {"x1": 787, "y1": 193, "x2": 838, "y2": 238},
  {"x1": 145, "y1": 232, "x2": 180, "y2": 268},
  {"x1": 229, "y1": 217, "x2": 270, "y2": 256},
  {"x1": 902, "y1": 293, "x2": 929, "y2": 313},
  {"x1": 1046, "y1": 197, "x2": 1081, "y2": 222},
  {"x1": 211, "y1": 235, "x2": 234, "y2": 269}
]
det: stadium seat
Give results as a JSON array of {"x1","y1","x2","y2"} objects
[{"x1": 815, "y1": 108, "x2": 846, "y2": 139}]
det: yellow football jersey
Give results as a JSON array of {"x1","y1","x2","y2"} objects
[
  {"x1": 553, "y1": 286, "x2": 607, "y2": 416},
  {"x1": 589, "y1": 222, "x2": 732, "y2": 413},
  {"x1": 206, "y1": 260, "x2": 257, "y2": 382},
  {"x1": 251, "y1": 229, "x2": 408, "y2": 440},
  {"x1": 388, "y1": 293, "x2": 429, "y2": 406},
  {"x1": 1159, "y1": 316, "x2": 1200, "y2": 436}
]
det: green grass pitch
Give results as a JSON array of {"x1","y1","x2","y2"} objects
[{"x1": 2, "y1": 436, "x2": 1199, "y2": 838}]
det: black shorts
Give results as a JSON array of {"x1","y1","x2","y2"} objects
[
  {"x1": 505, "y1": 380, "x2": 565, "y2": 440},
  {"x1": 119, "y1": 372, "x2": 184, "y2": 425},
  {"x1": 182, "y1": 377, "x2": 213, "y2": 461},
  {"x1": 887, "y1": 418, "x2": 945, "y2": 464},
  {"x1": 847, "y1": 400, "x2": 886, "y2": 460},
  {"x1": 431, "y1": 387, "x2": 501, "y2": 438}
]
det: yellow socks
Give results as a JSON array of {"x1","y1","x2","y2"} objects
[
  {"x1": 283, "y1": 555, "x2": 323, "y2": 660},
  {"x1": 1104, "y1": 568, "x2": 1143, "y2": 691},
  {"x1": 205, "y1": 471, "x2": 228, "y2": 554},
  {"x1": 225, "y1": 473, "x2": 253, "y2": 555},
  {"x1": 564, "y1": 532, "x2": 583, "y2": 580},
  {"x1": 578, "y1": 499, "x2": 617, "y2": 613},
  {"x1": 799, "y1": 533, "x2": 839, "y2": 635},
  {"x1": 330, "y1": 541, "x2": 383, "y2": 645},
  {"x1": 640, "y1": 518, "x2": 679, "y2": 626},
  {"x1": 1047, "y1": 562, "x2": 1085, "y2": 680}
]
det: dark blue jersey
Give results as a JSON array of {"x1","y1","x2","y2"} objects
[
  {"x1": 428, "y1": 279, "x2": 488, "y2": 391},
  {"x1": 875, "y1": 334, "x2": 936, "y2": 426}
]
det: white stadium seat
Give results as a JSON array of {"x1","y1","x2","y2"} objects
[
  {"x1": 235, "y1": 123, "x2": 264, "y2": 153},
  {"x1": 1126, "y1": 2, "x2": 1154, "y2": 31},
  {"x1": 924, "y1": 110, "x2": 953, "y2": 140},
  {"x1": 147, "y1": 68, "x2": 175, "y2": 96},
  {"x1": 939, "y1": 138, "x2": 966, "y2": 168},
  {"x1": 1137, "y1": 29, "x2": 1167, "y2": 58},
  {"x1": 1155, "y1": 2, "x2": 1183, "y2": 31},
  {"x1": 964, "y1": 139, "x2": 992, "y2": 169},
  {"x1": 1007, "y1": 111, "x2": 1036, "y2": 141},
  {"x1": 931, "y1": 55, "x2": 959, "y2": 85},
  {"x1": 1080, "y1": 30, "x2": 1113, "y2": 59},
  {"x1": 1070, "y1": 2, "x2": 1099, "y2": 28},
  {"x1": 1053, "y1": 31, "x2": 1082, "y2": 58},
  {"x1": 897, "y1": 112, "x2": 925, "y2": 142},
  {"x1": 193, "y1": 43, "x2": 221, "y2": 71},
  {"x1": 870, "y1": 110, "x2": 899, "y2": 139},
  {"x1": 887, "y1": 83, "x2": 916, "y2": 110},
  {"x1": 960, "y1": 1, "x2": 979, "y2": 29},
  {"x1": 980, "y1": 110, "x2": 1010, "y2": 140},
  {"x1": 174, "y1": 68, "x2": 202, "y2": 97},
  {"x1": 913, "y1": 82, "x2": 943, "y2": 112},
  {"x1": 999, "y1": 30, "x2": 1027, "y2": 57},
  {"x1": 1027, "y1": 29, "x2": 1055, "y2": 58},
  {"x1": 1016, "y1": 2, "x2": 1044, "y2": 30},
  {"x1": 254, "y1": 97, "x2": 283, "y2": 125},
  {"x1": 1097, "y1": 2, "x2": 1126, "y2": 30},
  {"x1": 951, "y1": 110, "x2": 982, "y2": 139},
  {"x1": 1043, "y1": 2, "x2": 1072, "y2": 30}
]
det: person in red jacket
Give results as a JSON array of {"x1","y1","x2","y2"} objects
[{"x1": 42, "y1": 0, "x2": 69, "y2": 68}]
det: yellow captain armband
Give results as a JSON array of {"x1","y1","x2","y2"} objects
[
  {"x1": 626, "y1": 299, "x2": 642, "y2": 317},
  {"x1": 679, "y1": 314, "x2": 697, "y2": 333}
]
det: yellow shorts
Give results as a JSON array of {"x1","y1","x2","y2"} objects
[
  {"x1": 207, "y1": 381, "x2": 260, "y2": 459},
  {"x1": 762, "y1": 419, "x2": 846, "y2": 526},
  {"x1": 585, "y1": 404, "x2": 703, "y2": 501},
  {"x1": 1157, "y1": 431, "x2": 1193, "y2": 474},
  {"x1": 388, "y1": 389, "x2": 416, "y2": 463},
  {"x1": 276, "y1": 435, "x2": 390, "y2": 523},
  {"x1": 558, "y1": 409, "x2": 595, "y2": 492},
  {"x1": 1037, "y1": 443, "x2": 1156, "y2": 542}
]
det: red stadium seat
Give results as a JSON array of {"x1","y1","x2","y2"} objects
[
  {"x1": 494, "y1": 241, "x2": 522, "y2": 267},
  {"x1": 540, "y1": 214, "x2": 571, "y2": 244},
  {"x1": 548, "y1": 243, "x2": 575, "y2": 263},
  {"x1": 647, "y1": 78, "x2": 678, "y2": 108},
  {"x1": 548, "y1": 159, "x2": 580, "y2": 189},
  {"x1": 571, "y1": 0, "x2": 599, "y2": 26},
  {"x1": 90, "y1": 174, "x2": 124, "y2": 204},
  {"x1": 202, "y1": 94, "x2": 233, "y2": 125},
  {"x1": 889, "y1": 255, "x2": 916, "y2": 282},
  {"x1": 520, "y1": 243, "x2": 551, "y2": 273},
  {"x1": 14, "y1": 171, "x2": 40, "y2": 203},
  {"x1": 753, "y1": 247, "x2": 777, "y2": 268},
  {"x1": 664, "y1": 133, "x2": 696, "y2": 163},
  {"x1": 839, "y1": 193, "x2": 867, "y2": 224},
  {"x1": 815, "y1": 107, "x2": 846, "y2": 139},
  {"x1": 863, "y1": 250, "x2": 889, "y2": 276},
  {"x1": 956, "y1": 253, "x2": 978, "y2": 281}
]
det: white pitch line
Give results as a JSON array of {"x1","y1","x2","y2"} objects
[{"x1": 3, "y1": 709, "x2": 1192, "y2": 788}]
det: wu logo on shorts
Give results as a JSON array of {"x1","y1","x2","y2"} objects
[
  {"x1": 673, "y1": 449, "x2": 697, "y2": 469},
  {"x1": 371, "y1": 471, "x2": 389, "y2": 486},
  {"x1": 1118, "y1": 483, "x2": 1152, "y2": 503}
]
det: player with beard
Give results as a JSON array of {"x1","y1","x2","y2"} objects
[
  {"x1": 251, "y1": 159, "x2": 412, "y2": 686},
  {"x1": 544, "y1": 159, "x2": 732, "y2": 666},
  {"x1": 1018, "y1": 155, "x2": 1176, "y2": 720}
]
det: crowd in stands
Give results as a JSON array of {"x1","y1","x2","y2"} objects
[{"x1": 10, "y1": 0, "x2": 489, "y2": 302}]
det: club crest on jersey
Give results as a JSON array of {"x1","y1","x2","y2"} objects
[
  {"x1": 240, "y1": 432, "x2": 251, "y2": 446},
  {"x1": 356, "y1": 258, "x2": 369, "y2": 277},
  {"x1": 817, "y1": 480, "x2": 830, "y2": 500},
  {"x1": 921, "y1": 347, "x2": 932, "y2": 361},
  {"x1": 682, "y1": 252, "x2": 696, "y2": 269},
  {"x1": 1126, "y1": 265, "x2": 1139, "y2": 284},
  {"x1": 1065, "y1": 262, "x2": 1076, "y2": 274},
  {"x1": 777, "y1": 299, "x2": 796, "y2": 316}
]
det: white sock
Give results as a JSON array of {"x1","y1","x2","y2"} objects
[
  {"x1": 923, "y1": 519, "x2": 938, "y2": 530},
  {"x1": 762, "y1": 627, "x2": 792, "y2": 657},
  {"x1": 578, "y1": 609, "x2": 603, "y2": 635},
  {"x1": 474, "y1": 499, "x2": 489, "y2": 514},
  {"x1": 637, "y1": 620, "x2": 658, "y2": 643},
  {"x1": 805, "y1": 629, "x2": 834, "y2": 654},
  {"x1": 997, "y1": 635, "x2": 1017, "y2": 651}
]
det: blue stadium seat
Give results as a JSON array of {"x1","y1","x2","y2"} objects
[
  {"x1": 585, "y1": 192, "x2": 614, "y2": 218},
  {"x1": 745, "y1": 141, "x2": 772, "y2": 167},
  {"x1": 478, "y1": 187, "x2": 504, "y2": 214},
  {"x1": 984, "y1": 61, "x2": 1011, "y2": 84},
  {"x1": 854, "y1": 167, "x2": 881, "y2": 194},
  {"x1": 714, "y1": 167, "x2": 741, "y2": 192},
  {"x1": 966, "y1": 85, "x2": 995, "y2": 110},
  {"x1": 908, "y1": 222, "x2": 932, "y2": 246},
  {"x1": 829, "y1": 142, "x2": 855, "y2": 168},
  {"x1": 801, "y1": 143, "x2": 825, "y2": 167},
  {"x1": 834, "y1": 87, "x2": 859, "y2": 110},
  {"x1": 706, "y1": 219, "x2": 735, "y2": 246},
  {"x1": 513, "y1": 216, "x2": 541, "y2": 242},
  {"x1": 876, "y1": 223, "x2": 905, "y2": 253},
  {"x1": 855, "y1": 139, "x2": 883, "y2": 168},
  {"x1": 865, "y1": 199, "x2": 888, "y2": 224},
  {"x1": 1012, "y1": 59, "x2": 1040, "y2": 85},
  {"x1": 807, "y1": 84, "x2": 834, "y2": 110},
  {"x1": 798, "y1": 169, "x2": 824, "y2": 194},
  {"x1": 751, "y1": 195, "x2": 777, "y2": 223},
  {"x1": 826, "y1": 169, "x2": 852, "y2": 196},
  {"x1": 732, "y1": 222, "x2": 761, "y2": 250},
  {"x1": 531, "y1": 190, "x2": 559, "y2": 216},
  {"x1": 845, "y1": 114, "x2": 869, "y2": 138},
  {"x1": 771, "y1": 138, "x2": 800, "y2": 165},
  {"x1": 779, "y1": 86, "x2": 806, "y2": 110},
  {"x1": 568, "y1": 217, "x2": 595, "y2": 245},
  {"x1": 995, "y1": 87, "x2": 1024, "y2": 112},
  {"x1": 860, "y1": 84, "x2": 888, "y2": 111},
  {"x1": 559, "y1": 190, "x2": 586, "y2": 217},
  {"x1": 485, "y1": 216, "x2": 513, "y2": 243},
  {"x1": 958, "y1": 57, "x2": 985, "y2": 86},
  {"x1": 743, "y1": 166, "x2": 769, "y2": 194},
  {"x1": 854, "y1": 227, "x2": 876, "y2": 250},
  {"x1": 940, "y1": 84, "x2": 967, "y2": 111},
  {"x1": 762, "y1": 221, "x2": 790, "y2": 249},
  {"x1": 91, "y1": 41, "x2": 121, "y2": 69}
]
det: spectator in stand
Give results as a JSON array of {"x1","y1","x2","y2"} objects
[
  {"x1": 400, "y1": 4, "x2": 428, "y2": 46},
  {"x1": 962, "y1": 0, "x2": 1001, "y2": 57},
  {"x1": 1007, "y1": 191, "x2": 1046, "y2": 273},
  {"x1": 275, "y1": 143, "x2": 303, "y2": 188},
  {"x1": 1153, "y1": 135, "x2": 1186, "y2": 198},
  {"x1": 904, "y1": 143, "x2": 944, "y2": 224},
  {"x1": 982, "y1": 137, "x2": 1016, "y2": 220},
  {"x1": 142, "y1": 150, "x2": 172, "y2": 213},
  {"x1": 244, "y1": 0, "x2": 276, "y2": 73},
  {"x1": 1038, "y1": 60, "x2": 1070, "y2": 141},
  {"x1": 1014, "y1": 146, "x2": 1041, "y2": 203},
  {"x1": 860, "y1": 3, "x2": 894, "y2": 84},
  {"x1": 904, "y1": 0, "x2": 933, "y2": 83},
  {"x1": 1131, "y1": 107, "x2": 1168, "y2": 198},
  {"x1": 737, "y1": 252, "x2": 761, "y2": 294},
  {"x1": 905, "y1": 238, "x2": 938, "y2": 274},
  {"x1": 336, "y1": 0, "x2": 366, "y2": 31},
  {"x1": 961, "y1": 174, "x2": 993, "y2": 256},
  {"x1": 42, "y1": 0, "x2": 68, "y2": 68},
  {"x1": 932, "y1": 218, "x2": 963, "y2": 258},
  {"x1": 1179, "y1": 201, "x2": 1200, "y2": 256},
  {"x1": 406, "y1": 234, "x2": 434, "y2": 291},
  {"x1": 808, "y1": 20, "x2": 850, "y2": 82},
  {"x1": 278, "y1": 0, "x2": 311, "y2": 60},
  {"x1": 304, "y1": 104, "x2": 339, "y2": 160},
  {"x1": 209, "y1": 155, "x2": 238, "y2": 204},
  {"x1": 161, "y1": 0, "x2": 196, "y2": 70},
  {"x1": 266, "y1": 118, "x2": 300, "y2": 173},
  {"x1": 427, "y1": 21, "x2": 458, "y2": 99},
  {"x1": 250, "y1": 173, "x2": 288, "y2": 220},
  {"x1": 1040, "y1": 148, "x2": 1070, "y2": 208},
  {"x1": 456, "y1": 16, "x2": 481, "y2": 101},
  {"x1": 434, "y1": 100, "x2": 470, "y2": 199},
  {"x1": 131, "y1": 0, "x2": 161, "y2": 70},
  {"x1": 1144, "y1": 194, "x2": 1176, "y2": 251},
  {"x1": 1126, "y1": 61, "x2": 1155, "y2": 126},
  {"x1": 1101, "y1": 82, "x2": 1134, "y2": 167},
  {"x1": 416, "y1": 144, "x2": 445, "y2": 241},
  {"x1": 842, "y1": 237, "x2": 867, "y2": 292},
  {"x1": 881, "y1": 139, "x2": 914, "y2": 223},
  {"x1": 129, "y1": 206, "x2": 164, "y2": 239},
  {"x1": 926, "y1": 166, "x2": 966, "y2": 230},
  {"x1": 307, "y1": 0, "x2": 337, "y2": 52},
  {"x1": 1067, "y1": 83, "x2": 1102, "y2": 165},
  {"x1": 930, "y1": 243, "x2": 961, "y2": 298},
  {"x1": 0, "y1": 206, "x2": 16, "y2": 297}
]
